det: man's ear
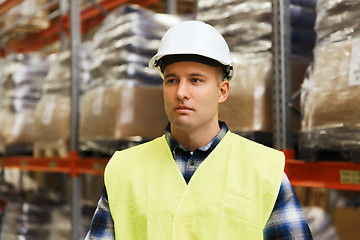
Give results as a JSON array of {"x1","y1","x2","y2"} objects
[{"x1": 218, "y1": 80, "x2": 230, "y2": 103}]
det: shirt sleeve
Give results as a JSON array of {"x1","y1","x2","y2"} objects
[
  {"x1": 84, "y1": 186, "x2": 115, "y2": 240},
  {"x1": 263, "y1": 173, "x2": 313, "y2": 240}
]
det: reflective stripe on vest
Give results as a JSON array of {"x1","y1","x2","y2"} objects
[{"x1": 104, "y1": 131, "x2": 285, "y2": 240}]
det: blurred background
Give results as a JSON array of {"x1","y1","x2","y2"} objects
[{"x1": 0, "y1": 0, "x2": 360, "y2": 239}]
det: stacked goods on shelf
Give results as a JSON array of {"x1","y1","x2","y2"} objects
[
  {"x1": 33, "y1": 48, "x2": 91, "y2": 158},
  {"x1": 0, "y1": 181, "x2": 96, "y2": 240},
  {"x1": 300, "y1": 0, "x2": 360, "y2": 160},
  {"x1": 79, "y1": 4, "x2": 184, "y2": 155},
  {"x1": 197, "y1": 0, "x2": 273, "y2": 136},
  {"x1": 220, "y1": 52, "x2": 273, "y2": 133},
  {"x1": 1, "y1": 0, "x2": 50, "y2": 32},
  {"x1": 197, "y1": 0, "x2": 272, "y2": 54},
  {"x1": 0, "y1": 53, "x2": 49, "y2": 155},
  {"x1": 1, "y1": 201, "x2": 52, "y2": 239},
  {"x1": 33, "y1": 52, "x2": 71, "y2": 158},
  {"x1": 290, "y1": 0, "x2": 317, "y2": 60}
]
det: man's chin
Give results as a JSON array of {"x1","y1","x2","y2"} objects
[{"x1": 170, "y1": 119, "x2": 195, "y2": 131}]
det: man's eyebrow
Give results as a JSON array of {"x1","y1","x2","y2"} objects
[
  {"x1": 164, "y1": 73, "x2": 206, "y2": 78},
  {"x1": 189, "y1": 73, "x2": 205, "y2": 77},
  {"x1": 164, "y1": 73, "x2": 177, "y2": 78}
]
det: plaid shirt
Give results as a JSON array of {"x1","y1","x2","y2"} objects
[{"x1": 85, "y1": 122, "x2": 312, "y2": 239}]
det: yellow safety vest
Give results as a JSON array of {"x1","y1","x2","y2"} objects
[{"x1": 104, "y1": 131, "x2": 285, "y2": 240}]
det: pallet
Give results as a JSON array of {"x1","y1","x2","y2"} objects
[
  {"x1": 299, "y1": 129, "x2": 360, "y2": 163},
  {"x1": 33, "y1": 141, "x2": 68, "y2": 158},
  {"x1": 1, "y1": 144, "x2": 33, "y2": 156},
  {"x1": 79, "y1": 139, "x2": 148, "y2": 158},
  {"x1": 298, "y1": 148, "x2": 360, "y2": 163}
]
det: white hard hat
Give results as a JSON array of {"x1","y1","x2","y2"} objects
[{"x1": 149, "y1": 20, "x2": 235, "y2": 81}]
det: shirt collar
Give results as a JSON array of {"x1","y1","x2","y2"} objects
[{"x1": 165, "y1": 121, "x2": 229, "y2": 154}]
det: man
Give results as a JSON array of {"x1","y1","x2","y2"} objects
[{"x1": 85, "y1": 21, "x2": 312, "y2": 239}]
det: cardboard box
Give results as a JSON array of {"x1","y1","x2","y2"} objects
[
  {"x1": 302, "y1": 40, "x2": 360, "y2": 130},
  {"x1": 219, "y1": 54, "x2": 273, "y2": 132},
  {"x1": 334, "y1": 206, "x2": 360, "y2": 240},
  {"x1": 79, "y1": 84, "x2": 168, "y2": 141}
]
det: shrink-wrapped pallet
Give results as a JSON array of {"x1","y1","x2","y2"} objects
[
  {"x1": 33, "y1": 51, "x2": 71, "y2": 157},
  {"x1": 34, "y1": 48, "x2": 91, "y2": 157},
  {"x1": 197, "y1": 0, "x2": 274, "y2": 136},
  {"x1": 219, "y1": 53, "x2": 273, "y2": 132},
  {"x1": 0, "y1": 53, "x2": 48, "y2": 154},
  {"x1": 79, "y1": 5, "x2": 184, "y2": 154},
  {"x1": 34, "y1": 96, "x2": 71, "y2": 158},
  {"x1": 79, "y1": 83, "x2": 168, "y2": 154},
  {"x1": 88, "y1": 4, "x2": 184, "y2": 87},
  {"x1": 300, "y1": 39, "x2": 360, "y2": 151},
  {"x1": 300, "y1": 0, "x2": 360, "y2": 153}
]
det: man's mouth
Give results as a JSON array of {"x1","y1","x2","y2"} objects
[{"x1": 175, "y1": 106, "x2": 193, "y2": 113}]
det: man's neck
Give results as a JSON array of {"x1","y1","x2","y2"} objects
[{"x1": 171, "y1": 121, "x2": 220, "y2": 152}]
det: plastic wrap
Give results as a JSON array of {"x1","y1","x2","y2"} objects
[
  {"x1": 0, "y1": 53, "x2": 48, "y2": 150},
  {"x1": 300, "y1": 39, "x2": 360, "y2": 151},
  {"x1": 197, "y1": 0, "x2": 272, "y2": 54},
  {"x1": 80, "y1": 5, "x2": 185, "y2": 153},
  {"x1": 299, "y1": 0, "x2": 360, "y2": 153},
  {"x1": 219, "y1": 52, "x2": 273, "y2": 132},
  {"x1": 2, "y1": 0, "x2": 50, "y2": 32},
  {"x1": 79, "y1": 83, "x2": 168, "y2": 155},
  {"x1": 33, "y1": 52, "x2": 71, "y2": 157},
  {"x1": 34, "y1": 96, "x2": 71, "y2": 157},
  {"x1": 315, "y1": 0, "x2": 360, "y2": 45},
  {"x1": 34, "y1": 47, "x2": 91, "y2": 157},
  {"x1": 0, "y1": 201, "x2": 51, "y2": 240},
  {"x1": 197, "y1": 0, "x2": 274, "y2": 134},
  {"x1": 88, "y1": 4, "x2": 184, "y2": 88},
  {"x1": 0, "y1": 196, "x2": 93, "y2": 240}
]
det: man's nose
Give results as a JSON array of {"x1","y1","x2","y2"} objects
[{"x1": 176, "y1": 80, "x2": 189, "y2": 100}]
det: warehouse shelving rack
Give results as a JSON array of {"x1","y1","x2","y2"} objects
[
  {"x1": 1, "y1": 0, "x2": 360, "y2": 239},
  {"x1": 0, "y1": 0, "x2": 163, "y2": 239},
  {"x1": 272, "y1": 0, "x2": 360, "y2": 191}
]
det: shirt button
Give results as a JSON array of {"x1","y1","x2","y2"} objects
[{"x1": 189, "y1": 161, "x2": 195, "y2": 166}]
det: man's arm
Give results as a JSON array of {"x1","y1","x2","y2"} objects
[
  {"x1": 264, "y1": 173, "x2": 313, "y2": 239},
  {"x1": 85, "y1": 187, "x2": 115, "y2": 240}
]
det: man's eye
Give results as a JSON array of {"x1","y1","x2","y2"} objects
[
  {"x1": 166, "y1": 79, "x2": 176, "y2": 84},
  {"x1": 191, "y1": 78, "x2": 202, "y2": 83}
]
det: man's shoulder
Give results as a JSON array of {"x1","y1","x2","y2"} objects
[
  {"x1": 106, "y1": 135, "x2": 166, "y2": 166},
  {"x1": 228, "y1": 132, "x2": 283, "y2": 155}
]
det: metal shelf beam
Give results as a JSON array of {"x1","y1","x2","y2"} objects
[
  {"x1": 0, "y1": 156, "x2": 108, "y2": 175},
  {"x1": 285, "y1": 159, "x2": 360, "y2": 191},
  {"x1": 3, "y1": 157, "x2": 360, "y2": 191}
]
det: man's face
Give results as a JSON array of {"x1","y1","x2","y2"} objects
[{"x1": 163, "y1": 61, "x2": 229, "y2": 133}]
